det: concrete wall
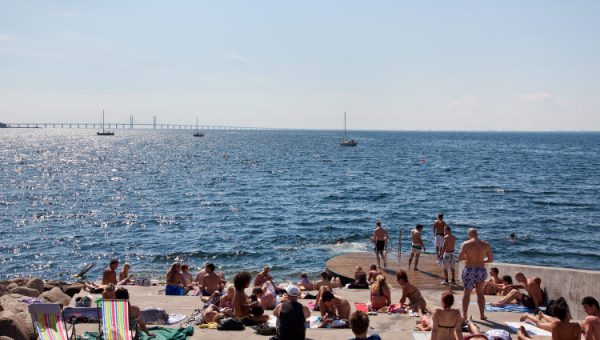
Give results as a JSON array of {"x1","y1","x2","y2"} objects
[{"x1": 459, "y1": 261, "x2": 600, "y2": 320}]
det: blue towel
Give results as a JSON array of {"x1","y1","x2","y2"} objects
[{"x1": 484, "y1": 303, "x2": 534, "y2": 313}]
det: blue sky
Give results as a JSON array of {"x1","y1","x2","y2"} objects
[{"x1": 1, "y1": 1, "x2": 599, "y2": 130}]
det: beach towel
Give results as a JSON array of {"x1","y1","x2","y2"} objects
[
  {"x1": 307, "y1": 301, "x2": 316, "y2": 310},
  {"x1": 485, "y1": 303, "x2": 534, "y2": 313},
  {"x1": 167, "y1": 314, "x2": 186, "y2": 325},
  {"x1": 505, "y1": 322, "x2": 551, "y2": 336},
  {"x1": 354, "y1": 303, "x2": 369, "y2": 313},
  {"x1": 306, "y1": 316, "x2": 348, "y2": 329},
  {"x1": 83, "y1": 327, "x2": 194, "y2": 340},
  {"x1": 412, "y1": 331, "x2": 431, "y2": 340}
]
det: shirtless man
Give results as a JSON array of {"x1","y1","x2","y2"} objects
[
  {"x1": 458, "y1": 228, "x2": 493, "y2": 320},
  {"x1": 483, "y1": 268, "x2": 503, "y2": 295},
  {"x1": 233, "y1": 271, "x2": 269, "y2": 324},
  {"x1": 102, "y1": 259, "x2": 119, "y2": 285},
  {"x1": 582, "y1": 296, "x2": 600, "y2": 340},
  {"x1": 409, "y1": 224, "x2": 425, "y2": 271},
  {"x1": 491, "y1": 272, "x2": 543, "y2": 309},
  {"x1": 254, "y1": 266, "x2": 273, "y2": 287},
  {"x1": 372, "y1": 220, "x2": 389, "y2": 268},
  {"x1": 194, "y1": 262, "x2": 208, "y2": 283},
  {"x1": 432, "y1": 213, "x2": 447, "y2": 259},
  {"x1": 517, "y1": 298, "x2": 580, "y2": 340},
  {"x1": 440, "y1": 225, "x2": 457, "y2": 285},
  {"x1": 200, "y1": 263, "x2": 223, "y2": 296},
  {"x1": 319, "y1": 290, "x2": 351, "y2": 321}
]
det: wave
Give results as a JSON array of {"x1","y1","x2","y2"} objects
[{"x1": 531, "y1": 200, "x2": 593, "y2": 208}]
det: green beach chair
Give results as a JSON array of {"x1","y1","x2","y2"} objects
[{"x1": 28, "y1": 303, "x2": 72, "y2": 340}]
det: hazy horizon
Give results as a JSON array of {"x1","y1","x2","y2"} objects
[{"x1": 1, "y1": 1, "x2": 599, "y2": 131}]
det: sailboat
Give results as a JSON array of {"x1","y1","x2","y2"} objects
[
  {"x1": 339, "y1": 112, "x2": 357, "y2": 146},
  {"x1": 96, "y1": 110, "x2": 114, "y2": 136},
  {"x1": 193, "y1": 117, "x2": 205, "y2": 137}
]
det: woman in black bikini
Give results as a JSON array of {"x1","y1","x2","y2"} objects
[{"x1": 418, "y1": 292, "x2": 463, "y2": 340}]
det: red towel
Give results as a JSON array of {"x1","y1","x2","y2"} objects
[
  {"x1": 354, "y1": 303, "x2": 368, "y2": 313},
  {"x1": 308, "y1": 302, "x2": 316, "y2": 310}
]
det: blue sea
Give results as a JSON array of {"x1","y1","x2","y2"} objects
[{"x1": 1, "y1": 129, "x2": 599, "y2": 281}]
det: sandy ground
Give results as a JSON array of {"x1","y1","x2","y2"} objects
[{"x1": 69, "y1": 284, "x2": 546, "y2": 340}]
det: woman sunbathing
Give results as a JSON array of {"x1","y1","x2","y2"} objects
[{"x1": 369, "y1": 275, "x2": 391, "y2": 311}]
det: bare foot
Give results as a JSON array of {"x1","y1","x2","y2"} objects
[
  {"x1": 480, "y1": 315, "x2": 488, "y2": 321},
  {"x1": 520, "y1": 313, "x2": 528, "y2": 322},
  {"x1": 518, "y1": 325, "x2": 531, "y2": 339}
]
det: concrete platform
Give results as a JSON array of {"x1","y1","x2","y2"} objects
[
  {"x1": 70, "y1": 284, "x2": 533, "y2": 339},
  {"x1": 326, "y1": 252, "x2": 463, "y2": 290}
]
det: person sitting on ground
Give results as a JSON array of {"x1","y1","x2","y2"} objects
[
  {"x1": 114, "y1": 287, "x2": 155, "y2": 337},
  {"x1": 422, "y1": 292, "x2": 462, "y2": 340},
  {"x1": 273, "y1": 285, "x2": 310, "y2": 340},
  {"x1": 102, "y1": 283, "x2": 116, "y2": 299},
  {"x1": 367, "y1": 264, "x2": 382, "y2": 285},
  {"x1": 118, "y1": 262, "x2": 133, "y2": 285},
  {"x1": 517, "y1": 297, "x2": 580, "y2": 340},
  {"x1": 259, "y1": 280, "x2": 278, "y2": 310},
  {"x1": 397, "y1": 270, "x2": 427, "y2": 312},
  {"x1": 582, "y1": 296, "x2": 600, "y2": 340},
  {"x1": 201, "y1": 304, "x2": 232, "y2": 324},
  {"x1": 483, "y1": 267, "x2": 502, "y2": 295},
  {"x1": 233, "y1": 271, "x2": 269, "y2": 325},
  {"x1": 369, "y1": 275, "x2": 391, "y2": 311},
  {"x1": 254, "y1": 266, "x2": 273, "y2": 287},
  {"x1": 102, "y1": 259, "x2": 119, "y2": 285},
  {"x1": 219, "y1": 285, "x2": 235, "y2": 308},
  {"x1": 349, "y1": 311, "x2": 381, "y2": 340},
  {"x1": 194, "y1": 262, "x2": 208, "y2": 283},
  {"x1": 180, "y1": 264, "x2": 193, "y2": 286},
  {"x1": 200, "y1": 263, "x2": 223, "y2": 296},
  {"x1": 319, "y1": 290, "x2": 351, "y2": 321},
  {"x1": 492, "y1": 272, "x2": 544, "y2": 309},
  {"x1": 297, "y1": 272, "x2": 314, "y2": 291},
  {"x1": 165, "y1": 262, "x2": 185, "y2": 296},
  {"x1": 348, "y1": 266, "x2": 369, "y2": 289},
  {"x1": 250, "y1": 288, "x2": 265, "y2": 317},
  {"x1": 314, "y1": 271, "x2": 332, "y2": 291}
]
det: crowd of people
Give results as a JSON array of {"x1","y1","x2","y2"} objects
[{"x1": 89, "y1": 215, "x2": 599, "y2": 340}]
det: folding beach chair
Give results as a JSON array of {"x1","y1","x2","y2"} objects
[
  {"x1": 28, "y1": 303, "x2": 72, "y2": 340},
  {"x1": 98, "y1": 299, "x2": 138, "y2": 340}
]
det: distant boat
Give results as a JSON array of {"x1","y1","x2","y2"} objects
[
  {"x1": 193, "y1": 117, "x2": 205, "y2": 137},
  {"x1": 339, "y1": 112, "x2": 357, "y2": 146},
  {"x1": 97, "y1": 110, "x2": 114, "y2": 136}
]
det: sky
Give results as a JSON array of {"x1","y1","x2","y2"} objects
[{"x1": 1, "y1": 1, "x2": 599, "y2": 131}]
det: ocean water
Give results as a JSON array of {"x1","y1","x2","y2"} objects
[{"x1": 1, "y1": 129, "x2": 599, "y2": 281}]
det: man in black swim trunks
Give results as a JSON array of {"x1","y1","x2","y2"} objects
[{"x1": 372, "y1": 220, "x2": 388, "y2": 268}]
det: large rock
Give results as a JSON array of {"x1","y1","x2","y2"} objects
[
  {"x1": 8, "y1": 287, "x2": 39, "y2": 298},
  {"x1": 39, "y1": 287, "x2": 70, "y2": 306},
  {"x1": 60, "y1": 283, "x2": 83, "y2": 297},
  {"x1": 5, "y1": 283, "x2": 18, "y2": 291},
  {"x1": 15, "y1": 311, "x2": 35, "y2": 340},
  {"x1": 0, "y1": 294, "x2": 28, "y2": 314},
  {"x1": 25, "y1": 278, "x2": 44, "y2": 295},
  {"x1": 0, "y1": 286, "x2": 8, "y2": 298},
  {"x1": 7, "y1": 278, "x2": 27, "y2": 286},
  {"x1": 0, "y1": 311, "x2": 29, "y2": 340}
]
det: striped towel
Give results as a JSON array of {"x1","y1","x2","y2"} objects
[
  {"x1": 505, "y1": 322, "x2": 552, "y2": 336},
  {"x1": 100, "y1": 299, "x2": 131, "y2": 340},
  {"x1": 485, "y1": 303, "x2": 534, "y2": 313}
]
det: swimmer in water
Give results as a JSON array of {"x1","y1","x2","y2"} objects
[{"x1": 510, "y1": 233, "x2": 517, "y2": 240}]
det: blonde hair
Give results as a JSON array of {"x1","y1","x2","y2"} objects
[
  {"x1": 355, "y1": 266, "x2": 363, "y2": 272},
  {"x1": 372, "y1": 275, "x2": 389, "y2": 295}
]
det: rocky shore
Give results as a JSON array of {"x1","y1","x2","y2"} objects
[{"x1": 0, "y1": 277, "x2": 83, "y2": 340}]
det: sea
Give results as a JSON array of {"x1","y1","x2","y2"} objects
[{"x1": 1, "y1": 129, "x2": 599, "y2": 282}]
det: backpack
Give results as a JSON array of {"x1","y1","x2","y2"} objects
[{"x1": 217, "y1": 318, "x2": 245, "y2": 331}]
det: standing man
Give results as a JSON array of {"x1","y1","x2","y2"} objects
[
  {"x1": 458, "y1": 228, "x2": 493, "y2": 320},
  {"x1": 441, "y1": 225, "x2": 457, "y2": 285},
  {"x1": 432, "y1": 213, "x2": 447, "y2": 259},
  {"x1": 102, "y1": 259, "x2": 119, "y2": 285},
  {"x1": 273, "y1": 285, "x2": 311, "y2": 340},
  {"x1": 408, "y1": 224, "x2": 425, "y2": 271},
  {"x1": 372, "y1": 220, "x2": 389, "y2": 268}
]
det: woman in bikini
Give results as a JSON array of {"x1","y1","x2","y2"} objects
[
  {"x1": 369, "y1": 275, "x2": 391, "y2": 311},
  {"x1": 416, "y1": 292, "x2": 462, "y2": 340},
  {"x1": 165, "y1": 262, "x2": 185, "y2": 295}
]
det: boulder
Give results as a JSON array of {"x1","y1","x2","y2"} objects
[
  {"x1": 0, "y1": 336, "x2": 16, "y2": 340},
  {"x1": 0, "y1": 286, "x2": 8, "y2": 298},
  {"x1": 5, "y1": 284, "x2": 18, "y2": 291},
  {"x1": 0, "y1": 294, "x2": 28, "y2": 314},
  {"x1": 25, "y1": 279, "x2": 44, "y2": 295},
  {"x1": 8, "y1": 287, "x2": 39, "y2": 298},
  {"x1": 0, "y1": 311, "x2": 29, "y2": 340},
  {"x1": 60, "y1": 283, "x2": 83, "y2": 297},
  {"x1": 7, "y1": 279, "x2": 27, "y2": 286},
  {"x1": 39, "y1": 287, "x2": 70, "y2": 306},
  {"x1": 15, "y1": 311, "x2": 35, "y2": 340}
]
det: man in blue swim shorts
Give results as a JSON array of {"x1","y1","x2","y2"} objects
[{"x1": 458, "y1": 228, "x2": 494, "y2": 321}]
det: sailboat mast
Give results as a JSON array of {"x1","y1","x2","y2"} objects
[
  {"x1": 102, "y1": 110, "x2": 105, "y2": 133},
  {"x1": 344, "y1": 112, "x2": 347, "y2": 139},
  {"x1": 196, "y1": 117, "x2": 199, "y2": 133}
]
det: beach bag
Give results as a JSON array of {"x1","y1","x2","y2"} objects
[
  {"x1": 217, "y1": 317, "x2": 245, "y2": 331},
  {"x1": 135, "y1": 277, "x2": 151, "y2": 286},
  {"x1": 75, "y1": 296, "x2": 92, "y2": 307}
]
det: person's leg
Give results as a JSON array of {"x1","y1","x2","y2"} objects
[
  {"x1": 519, "y1": 313, "x2": 553, "y2": 332},
  {"x1": 475, "y1": 281, "x2": 487, "y2": 320},
  {"x1": 414, "y1": 253, "x2": 420, "y2": 270},
  {"x1": 462, "y1": 288, "x2": 471, "y2": 319},
  {"x1": 467, "y1": 317, "x2": 481, "y2": 335},
  {"x1": 375, "y1": 251, "x2": 381, "y2": 268},
  {"x1": 492, "y1": 289, "x2": 522, "y2": 306},
  {"x1": 382, "y1": 250, "x2": 387, "y2": 267},
  {"x1": 443, "y1": 269, "x2": 449, "y2": 282},
  {"x1": 408, "y1": 252, "x2": 414, "y2": 269},
  {"x1": 517, "y1": 326, "x2": 533, "y2": 340},
  {"x1": 450, "y1": 268, "x2": 456, "y2": 282}
]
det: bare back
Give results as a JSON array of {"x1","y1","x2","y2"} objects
[
  {"x1": 459, "y1": 238, "x2": 492, "y2": 268},
  {"x1": 433, "y1": 219, "x2": 446, "y2": 234},
  {"x1": 431, "y1": 308, "x2": 462, "y2": 340},
  {"x1": 583, "y1": 314, "x2": 600, "y2": 340},
  {"x1": 412, "y1": 229, "x2": 424, "y2": 246},
  {"x1": 524, "y1": 278, "x2": 544, "y2": 307},
  {"x1": 102, "y1": 269, "x2": 117, "y2": 285},
  {"x1": 443, "y1": 234, "x2": 456, "y2": 253},
  {"x1": 233, "y1": 290, "x2": 249, "y2": 319},
  {"x1": 552, "y1": 321, "x2": 581, "y2": 340},
  {"x1": 373, "y1": 227, "x2": 388, "y2": 241}
]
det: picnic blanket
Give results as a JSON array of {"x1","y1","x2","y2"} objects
[
  {"x1": 82, "y1": 326, "x2": 194, "y2": 340},
  {"x1": 307, "y1": 316, "x2": 348, "y2": 329},
  {"x1": 505, "y1": 322, "x2": 551, "y2": 336},
  {"x1": 412, "y1": 331, "x2": 431, "y2": 340},
  {"x1": 485, "y1": 303, "x2": 534, "y2": 313}
]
